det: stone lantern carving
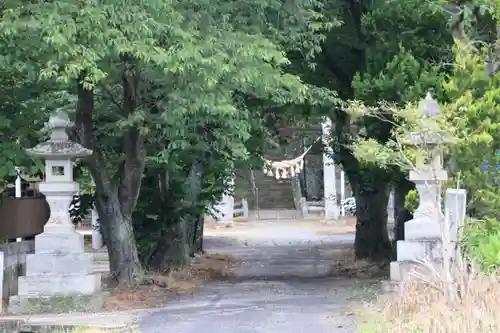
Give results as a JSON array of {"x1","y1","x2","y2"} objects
[
  {"x1": 390, "y1": 93, "x2": 448, "y2": 282},
  {"x1": 9, "y1": 111, "x2": 101, "y2": 313}
]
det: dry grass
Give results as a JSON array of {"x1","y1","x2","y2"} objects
[
  {"x1": 359, "y1": 262, "x2": 500, "y2": 333},
  {"x1": 103, "y1": 252, "x2": 239, "y2": 311}
]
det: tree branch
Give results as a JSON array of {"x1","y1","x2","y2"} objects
[
  {"x1": 98, "y1": 83, "x2": 125, "y2": 113},
  {"x1": 75, "y1": 79, "x2": 111, "y2": 196}
]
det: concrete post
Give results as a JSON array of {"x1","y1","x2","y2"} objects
[
  {"x1": 321, "y1": 117, "x2": 339, "y2": 219},
  {"x1": 91, "y1": 205, "x2": 103, "y2": 249},
  {"x1": 445, "y1": 189, "x2": 467, "y2": 263}
]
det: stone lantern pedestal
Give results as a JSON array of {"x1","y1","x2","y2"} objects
[
  {"x1": 9, "y1": 111, "x2": 101, "y2": 314},
  {"x1": 390, "y1": 93, "x2": 448, "y2": 282}
]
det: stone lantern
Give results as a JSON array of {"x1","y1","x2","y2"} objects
[
  {"x1": 9, "y1": 111, "x2": 101, "y2": 313},
  {"x1": 390, "y1": 93, "x2": 448, "y2": 282}
]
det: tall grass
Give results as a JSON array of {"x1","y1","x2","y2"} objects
[{"x1": 359, "y1": 218, "x2": 500, "y2": 333}]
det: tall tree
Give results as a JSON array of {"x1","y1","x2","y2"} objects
[
  {"x1": 300, "y1": 0, "x2": 453, "y2": 259},
  {"x1": 0, "y1": 0, "x2": 333, "y2": 284}
]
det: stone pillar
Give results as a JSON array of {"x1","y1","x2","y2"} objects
[
  {"x1": 321, "y1": 117, "x2": 339, "y2": 220},
  {"x1": 445, "y1": 189, "x2": 466, "y2": 263},
  {"x1": 214, "y1": 175, "x2": 235, "y2": 226},
  {"x1": 91, "y1": 205, "x2": 103, "y2": 249},
  {"x1": 9, "y1": 111, "x2": 101, "y2": 314},
  {"x1": 387, "y1": 189, "x2": 395, "y2": 224}
]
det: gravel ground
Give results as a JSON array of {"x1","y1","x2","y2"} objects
[{"x1": 139, "y1": 222, "x2": 379, "y2": 333}]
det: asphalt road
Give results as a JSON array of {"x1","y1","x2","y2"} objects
[{"x1": 139, "y1": 224, "x2": 369, "y2": 333}]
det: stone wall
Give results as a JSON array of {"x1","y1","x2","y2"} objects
[{"x1": 0, "y1": 241, "x2": 34, "y2": 312}]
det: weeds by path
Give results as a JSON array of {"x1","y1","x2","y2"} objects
[{"x1": 357, "y1": 267, "x2": 500, "y2": 333}]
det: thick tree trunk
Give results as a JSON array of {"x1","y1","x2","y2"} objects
[
  {"x1": 148, "y1": 218, "x2": 192, "y2": 270},
  {"x1": 95, "y1": 192, "x2": 144, "y2": 284},
  {"x1": 74, "y1": 70, "x2": 146, "y2": 286},
  {"x1": 353, "y1": 179, "x2": 391, "y2": 261}
]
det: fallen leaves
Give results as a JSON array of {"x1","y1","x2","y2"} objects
[{"x1": 103, "y1": 253, "x2": 240, "y2": 311}]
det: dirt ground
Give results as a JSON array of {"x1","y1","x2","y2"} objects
[
  {"x1": 84, "y1": 216, "x2": 361, "y2": 313},
  {"x1": 204, "y1": 216, "x2": 356, "y2": 236}
]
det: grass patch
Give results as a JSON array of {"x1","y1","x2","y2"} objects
[{"x1": 103, "y1": 252, "x2": 239, "y2": 311}]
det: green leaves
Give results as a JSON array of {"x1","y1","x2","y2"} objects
[
  {"x1": 463, "y1": 218, "x2": 500, "y2": 272},
  {"x1": 443, "y1": 54, "x2": 500, "y2": 220}
]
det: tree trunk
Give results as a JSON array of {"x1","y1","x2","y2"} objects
[
  {"x1": 393, "y1": 176, "x2": 415, "y2": 242},
  {"x1": 95, "y1": 192, "x2": 144, "y2": 284},
  {"x1": 353, "y1": 177, "x2": 391, "y2": 261},
  {"x1": 148, "y1": 218, "x2": 192, "y2": 270},
  {"x1": 147, "y1": 157, "x2": 206, "y2": 270},
  {"x1": 74, "y1": 72, "x2": 146, "y2": 286},
  {"x1": 192, "y1": 214, "x2": 204, "y2": 255}
]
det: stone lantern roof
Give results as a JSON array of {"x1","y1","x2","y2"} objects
[
  {"x1": 406, "y1": 92, "x2": 449, "y2": 146},
  {"x1": 26, "y1": 110, "x2": 93, "y2": 159}
]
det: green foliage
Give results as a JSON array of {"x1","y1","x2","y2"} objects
[
  {"x1": 361, "y1": 0, "x2": 452, "y2": 75},
  {"x1": 404, "y1": 189, "x2": 419, "y2": 213},
  {"x1": 0, "y1": 0, "x2": 341, "y2": 276},
  {"x1": 463, "y1": 218, "x2": 500, "y2": 272},
  {"x1": 350, "y1": 49, "x2": 448, "y2": 172},
  {"x1": 443, "y1": 54, "x2": 500, "y2": 220},
  {"x1": 353, "y1": 49, "x2": 446, "y2": 104}
]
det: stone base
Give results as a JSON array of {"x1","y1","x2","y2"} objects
[
  {"x1": 404, "y1": 218, "x2": 441, "y2": 241},
  {"x1": 18, "y1": 273, "x2": 101, "y2": 296},
  {"x1": 8, "y1": 292, "x2": 106, "y2": 315},
  {"x1": 396, "y1": 239, "x2": 442, "y2": 262},
  {"x1": 34, "y1": 231, "x2": 85, "y2": 254},
  {"x1": 390, "y1": 260, "x2": 443, "y2": 282},
  {"x1": 26, "y1": 252, "x2": 94, "y2": 276}
]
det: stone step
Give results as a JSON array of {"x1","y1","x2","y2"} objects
[
  {"x1": 250, "y1": 210, "x2": 299, "y2": 220},
  {"x1": 396, "y1": 239, "x2": 442, "y2": 262},
  {"x1": 26, "y1": 253, "x2": 94, "y2": 276},
  {"x1": 18, "y1": 274, "x2": 101, "y2": 296},
  {"x1": 236, "y1": 169, "x2": 295, "y2": 209},
  {"x1": 307, "y1": 201, "x2": 324, "y2": 207}
]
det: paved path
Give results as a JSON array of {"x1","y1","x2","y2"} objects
[{"x1": 139, "y1": 222, "x2": 374, "y2": 333}]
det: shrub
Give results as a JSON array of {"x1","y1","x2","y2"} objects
[{"x1": 462, "y1": 218, "x2": 500, "y2": 272}]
